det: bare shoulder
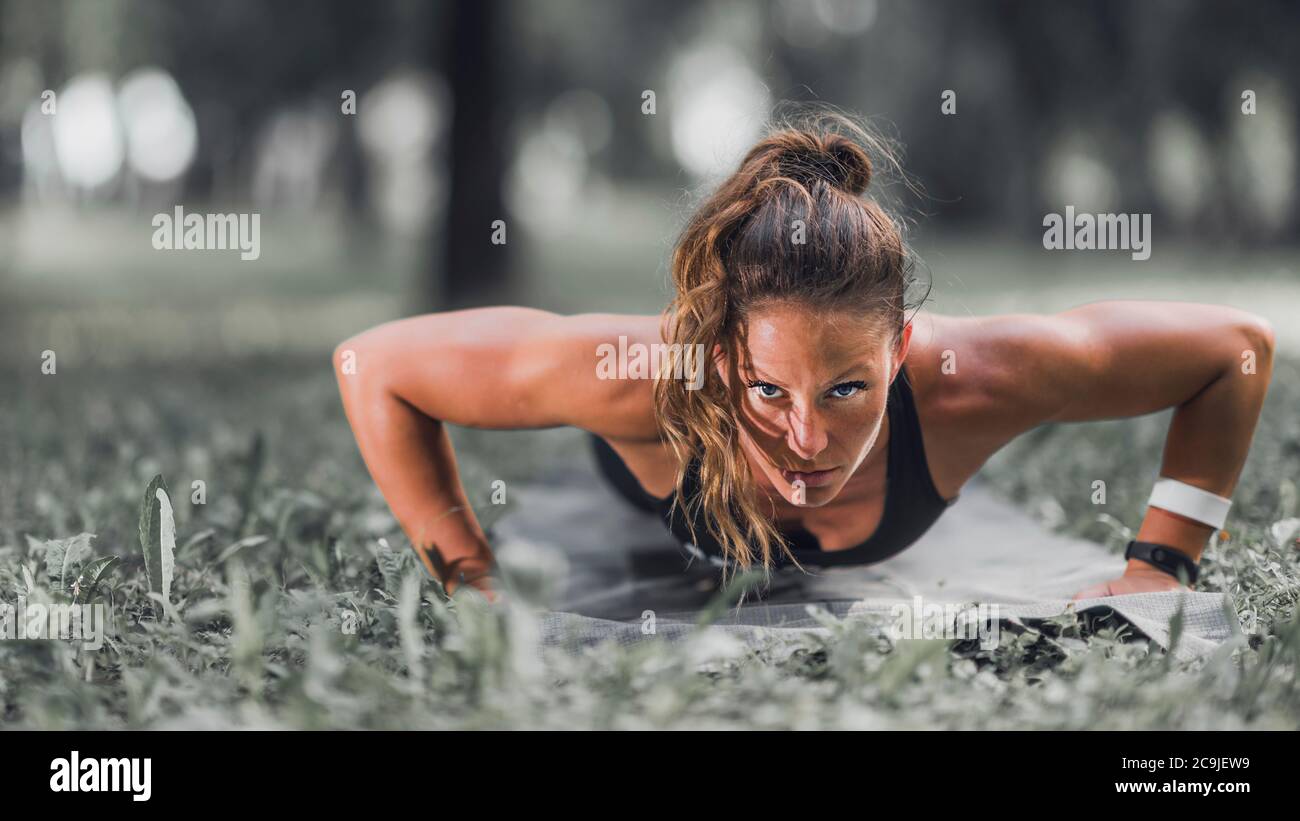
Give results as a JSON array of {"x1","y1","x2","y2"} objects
[
  {"x1": 353, "y1": 307, "x2": 668, "y2": 442},
  {"x1": 906, "y1": 309, "x2": 1086, "y2": 423},
  {"x1": 508, "y1": 310, "x2": 667, "y2": 442},
  {"x1": 901, "y1": 311, "x2": 993, "y2": 423},
  {"x1": 908, "y1": 300, "x2": 1274, "y2": 432},
  {"x1": 901, "y1": 310, "x2": 1078, "y2": 495},
  {"x1": 541, "y1": 311, "x2": 678, "y2": 495}
]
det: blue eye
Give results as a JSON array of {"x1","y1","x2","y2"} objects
[
  {"x1": 747, "y1": 381, "x2": 783, "y2": 399},
  {"x1": 829, "y1": 381, "x2": 867, "y2": 399}
]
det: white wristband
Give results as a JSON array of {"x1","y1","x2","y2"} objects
[{"x1": 1148, "y1": 478, "x2": 1231, "y2": 530}]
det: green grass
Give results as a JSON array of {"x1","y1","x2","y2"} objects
[{"x1": 1, "y1": 350, "x2": 1298, "y2": 730}]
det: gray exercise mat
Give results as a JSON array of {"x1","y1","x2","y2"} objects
[{"x1": 492, "y1": 462, "x2": 1244, "y2": 661}]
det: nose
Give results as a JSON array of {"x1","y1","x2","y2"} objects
[{"x1": 785, "y1": 403, "x2": 828, "y2": 462}]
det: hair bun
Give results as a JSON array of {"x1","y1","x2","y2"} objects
[{"x1": 776, "y1": 133, "x2": 873, "y2": 196}]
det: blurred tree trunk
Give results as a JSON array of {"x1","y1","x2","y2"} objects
[{"x1": 436, "y1": 0, "x2": 509, "y2": 308}]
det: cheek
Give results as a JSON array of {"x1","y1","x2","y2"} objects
[
  {"x1": 746, "y1": 395, "x2": 784, "y2": 422},
  {"x1": 735, "y1": 400, "x2": 788, "y2": 461},
  {"x1": 736, "y1": 393, "x2": 784, "y2": 433},
  {"x1": 831, "y1": 402, "x2": 886, "y2": 452}
]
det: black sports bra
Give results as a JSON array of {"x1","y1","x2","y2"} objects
[{"x1": 590, "y1": 363, "x2": 956, "y2": 568}]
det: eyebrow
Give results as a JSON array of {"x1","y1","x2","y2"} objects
[{"x1": 748, "y1": 365, "x2": 872, "y2": 389}]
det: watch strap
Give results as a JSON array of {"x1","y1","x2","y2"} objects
[{"x1": 1124, "y1": 540, "x2": 1199, "y2": 585}]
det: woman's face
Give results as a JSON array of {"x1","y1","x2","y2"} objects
[{"x1": 717, "y1": 301, "x2": 911, "y2": 508}]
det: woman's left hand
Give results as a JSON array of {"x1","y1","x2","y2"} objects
[{"x1": 1071, "y1": 567, "x2": 1191, "y2": 600}]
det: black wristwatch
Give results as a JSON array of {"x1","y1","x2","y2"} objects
[{"x1": 1124, "y1": 540, "x2": 1199, "y2": 585}]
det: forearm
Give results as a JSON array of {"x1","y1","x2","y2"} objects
[
  {"x1": 1133, "y1": 329, "x2": 1274, "y2": 567},
  {"x1": 335, "y1": 358, "x2": 494, "y2": 591}
]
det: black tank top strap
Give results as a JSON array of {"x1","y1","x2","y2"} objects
[{"x1": 859, "y1": 361, "x2": 954, "y2": 559}]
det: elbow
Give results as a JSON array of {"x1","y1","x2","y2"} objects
[
  {"x1": 1239, "y1": 314, "x2": 1276, "y2": 365},
  {"x1": 1229, "y1": 313, "x2": 1275, "y2": 384},
  {"x1": 333, "y1": 337, "x2": 359, "y2": 387},
  {"x1": 333, "y1": 333, "x2": 380, "y2": 405},
  {"x1": 333, "y1": 328, "x2": 403, "y2": 408}
]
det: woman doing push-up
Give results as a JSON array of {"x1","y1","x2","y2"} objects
[{"x1": 334, "y1": 109, "x2": 1275, "y2": 603}]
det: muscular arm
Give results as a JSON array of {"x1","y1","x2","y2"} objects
[
  {"x1": 333, "y1": 307, "x2": 661, "y2": 594},
  {"x1": 958, "y1": 300, "x2": 1276, "y2": 577}
]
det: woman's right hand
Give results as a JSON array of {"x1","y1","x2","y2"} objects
[
  {"x1": 457, "y1": 576, "x2": 500, "y2": 603},
  {"x1": 438, "y1": 552, "x2": 500, "y2": 602}
]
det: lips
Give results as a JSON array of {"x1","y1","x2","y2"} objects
[{"x1": 780, "y1": 467, "x2": 839, "y2": 488}]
